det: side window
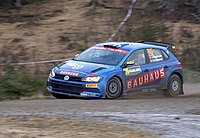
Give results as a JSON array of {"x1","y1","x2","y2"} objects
[
  {"x1": 127, "y1": 49, "x2": 146, "y2": 65},
  {"x1": 161, "y1": 50, "x2": 169, "y2": 60},
  {"x1": 147, "y1": 48, "x2": 164, "y2": 63}
]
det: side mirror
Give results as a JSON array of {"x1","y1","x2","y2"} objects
[
  {"x1": 126, "y1": 61, "x2": 135, "y2": 66},
  {"x1": 122, "y1": 61, "x2": 135, "y2": 68}
]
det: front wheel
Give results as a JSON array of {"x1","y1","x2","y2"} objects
[
  {"x1": 164, "y1": 74, "x2": 183, "y2": 97},
  {"x1": 106, "y1": 77, "x2": 122, "y2": 99}
]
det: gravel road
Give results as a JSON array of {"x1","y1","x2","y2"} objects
[{"x1": 0, "y1": 84, "x2": 200, "y2": 138}]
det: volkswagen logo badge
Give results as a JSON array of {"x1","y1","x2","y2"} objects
[{"x1": 64, "y1": 75, "x2": 70, "y2": 81}]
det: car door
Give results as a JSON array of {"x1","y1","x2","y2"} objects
[
  {"x1": 142, "y1": 48, "x2": 171, "y2": 89},
  {"x1": 123, "y1": 49, "x2": 149, "y2": 92}
]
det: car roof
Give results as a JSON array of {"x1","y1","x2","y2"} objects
[{"x1": 95, "y1": 42, "x2": 168, "y2": 51}]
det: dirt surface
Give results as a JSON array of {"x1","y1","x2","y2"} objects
[
  {"x1": 0, "y1": 84, "x2": 200, "y2": 138},
  {"x1": 0, "y1": 117, "x2": 153, "y2": 138}
]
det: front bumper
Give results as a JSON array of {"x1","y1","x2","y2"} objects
[{"x1": 46, "y1": 77, "x2": 105, "y2": 98}]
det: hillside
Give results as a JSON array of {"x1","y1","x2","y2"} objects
[{"x1": 0, "y1": 0, "x2": 200, "y2": 73}]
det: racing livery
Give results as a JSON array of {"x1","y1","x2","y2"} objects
[{"x1": 47, "y1": 41, "x2": 184, "y2": 99}]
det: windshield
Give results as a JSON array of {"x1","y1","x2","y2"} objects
[{"x1": 74, "y1": 47, "x2": 128, "y2": 65}]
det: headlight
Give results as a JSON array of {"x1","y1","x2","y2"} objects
[
  {"x1": 81, "y1": 76, "x2": 102, "y2": 82},
  {"x1": 49, "y1": 69, "x2": 55, "y2": 78}
]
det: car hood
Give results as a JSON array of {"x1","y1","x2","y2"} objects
[{"x1": 55, "y1": 60, "x2": 115, "y2": 77}]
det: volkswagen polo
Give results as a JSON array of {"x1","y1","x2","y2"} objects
[{"x1": 47, "y1": 41, "x2": 184, "y2": 99}]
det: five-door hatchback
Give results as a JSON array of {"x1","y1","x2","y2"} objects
[{"x1": 47, "y1": 41, "x2": 184, "y2": 99}]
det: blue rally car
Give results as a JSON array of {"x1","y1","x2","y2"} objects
[{"x1": 47, "y1": 41, "x2": 184, "y2": 99}]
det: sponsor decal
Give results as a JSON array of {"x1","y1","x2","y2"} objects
[
  {"x1": 127, "y1": 68, "x2": 165, "y2": 89},
  {"x1": 80, "y1": 93, "x2": 97, "y2": 97},
  {"x1": 92, "y1": 47, "x2": 128, "y2": 54},
  {"x1": 60, "y1": 71, "x2": 79, "y2": 76},
  {"x1": 150, "y1": 55, "x2": 163, "y2": 62},
  {"x1": 66, "y1": 63, "x2": 84, "y2": 69},
  {"x1": 147, "y1": 48, "x2": 164, "y2": 62},
  {"x1": 86, "y1": 84, "x2": 98, "y2": 88},
  {"x1": 147, "y1": 48, "x2": 155, "y2": 57},
  {"x1": 80, "y1": 93, "x2": 88, "y2": 96},
  {"x1": 123, "y1": 66, "x2": 142, "y2": 76}
]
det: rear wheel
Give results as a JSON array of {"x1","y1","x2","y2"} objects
[
  {"x1": 164, "y1": 74, "x2": 183, "y2": 97},
  {"x1": 106, "y1": 77, "x2": 122, "y2": 99},
  {"x1": 52, "y1": 93, "x2": 69, "y2": 99}
]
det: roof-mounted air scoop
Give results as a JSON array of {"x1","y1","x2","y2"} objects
[{"x1": 103, "y1": 43, "x2": 129, "y2": 48}]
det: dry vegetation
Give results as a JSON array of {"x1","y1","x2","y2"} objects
[
  {"x1": 0, "y1": 0, "x2": 199, "y2": 72},
  {"x1": 0, "y1": 117, "x2": 154, "y2": 138}
]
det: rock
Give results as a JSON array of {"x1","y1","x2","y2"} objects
[
  {"x1": 24, "y1": 32, "x2": 35, "y2": 36},
  {"x1": 16, "y1": 21, "x2": 39, "y2": 29},
  {"x1": 174, "y1": 117, "x2": 181, "y2": 120},
  {"x1": 59, "y1": 33, "x2": 71, "y2": 43},
  {"x1": 181, "y1": 28, "x2": 194, "y2": 38},
  {"x1": 10, "y1": 38, "x2": 24, "y2": 44},
  {"x1": 67, "y1": 42, "x2": 82, "y2": 50}
]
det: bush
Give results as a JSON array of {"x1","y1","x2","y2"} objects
[
  {"x1": 135, "y1": 23, "x2": 167, "y2": 41},
  {"x1": 0, "y1": 65, "x2": 45, "y2": 100},
  {"x1": 21, "y1": 0, "x2": 42, "y2": 5},
  {"x1": 183, "y1": 68, "x2": 200, "y2": 83},
  {"x1": 0, "y1": 0, "x2": 46, "y2": 7},
  {"x1": 182, "y1": 47, "x2": 200, "y2": 72}
]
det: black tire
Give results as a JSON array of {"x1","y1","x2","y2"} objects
[
  {"x1": 164, "y1": 74, "x2": 183, "y2": 97},
  {"x1": 52, "y1": 93, "x2": 69, "y2": 99},
  {"x1": 106, "y1": 77, "x2": 122, "y2": 99}
]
